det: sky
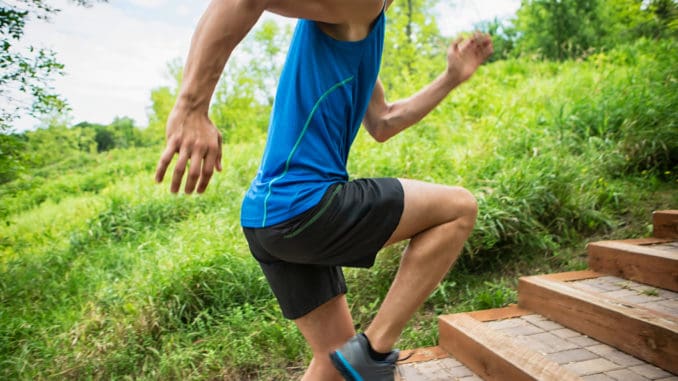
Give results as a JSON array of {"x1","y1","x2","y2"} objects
[{"x1": 15, "y1": 0, "x2": 520, "y2": 131}]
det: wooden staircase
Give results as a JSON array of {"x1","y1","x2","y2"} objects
[{"x1": 397, "y1": 210, "x2": 678, "y2": 381}]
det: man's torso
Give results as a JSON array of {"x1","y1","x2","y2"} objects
[{"x1": 240, "y1": 5, "x2": 386, "y2": 228}]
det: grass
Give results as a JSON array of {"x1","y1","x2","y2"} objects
[{"x1": 1, "y1": 39, "x2": 676, "y2": 379}]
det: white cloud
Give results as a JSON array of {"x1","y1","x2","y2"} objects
[
  {"x1": 436, "y1": 0, "x2": 520, "y2": 35},
  {"x1": 176, "y1": 4, "x2": 191, "y2": 17},
  {"x1": 15, "y1": 0, "x2": 207, "y2": 130},
  {"x1": 127, "y1": 0, "x2": 168, "y2": 9}
]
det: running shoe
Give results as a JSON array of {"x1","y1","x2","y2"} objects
[{"x1": 329, "y1": 334, "x2": 399, "y2": 381}]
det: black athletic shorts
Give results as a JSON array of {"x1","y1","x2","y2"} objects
[{"x1": 242, "y1": 178, "x2": 404, "y2": 319}]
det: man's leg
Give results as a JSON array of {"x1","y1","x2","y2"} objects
[
  {"x1": 364, "y1": 178, "x2": 478, "y2": 353},
  {"x1": 296, "y1": 295, "x2": 356, "y2": 381}
]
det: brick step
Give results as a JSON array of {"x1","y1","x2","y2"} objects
[
  {"x1": 396, "y1": 346, "x2": 482, "y2": 380},
  {"x1": 654, "y1": 210, "x2": 678, "y2": 239},
  {"x1": 519, "y1": 271, "x2": 678, "y2": 374},
  {"x1": 438, "y1": 305, "x2": 677, "y2": 381},
  {"x1": 588, "y1": 238, "x2": 678, "y2": 291}
]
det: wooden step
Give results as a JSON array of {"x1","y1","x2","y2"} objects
[
  {"x1": 654, "y1": 210, "x2": 678, "y2": 239},
  {"x1": 518, "y1": 271, "x2": 678, "y2": 374},
  {"x1": 439, "y1": 305, "x2": 580, "y2": 381},
  {"x1": 588, "y1": 238, "x2": 678, "y2": 291},
  {"x1": 439, "y1": 305, "x2": 676, "y2": 380}
]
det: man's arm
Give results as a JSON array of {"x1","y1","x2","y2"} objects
[
  {"x1": 155, "y1": 0, "x2": 392, "y2": 194},
  {"x1": 155, "y1": 0, "x2": 266, "y2": 194},
  {"x1": 363, "y1": 33, "x2": 493, "y2": 143}
]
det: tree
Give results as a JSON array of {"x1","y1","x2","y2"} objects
[
  {"x1": 144, "y1": 59, "x2": 183, "y2": 144},
  {"x1": 209, "y1": 20, "x2": 292, "y2": 142},
  {"x1": 514, "y1": 0, "x2": 602, "y2": 60},
  {"x1": 380, "y1": 0, "x2": 444, "y2": 97},
  {"x1": 146, "y1": 21, "x2": 293, "y2": 145},
  {"x1": 512, "y1": 0, "x2": 678, "y2": 60},
  {"x1": 593, "y1": 0, "x2": 678, "y2": 48},
  {"x1": 108, "y1": 116, "x2": 141, "y2": 149},
  {"x1": 0, "y1": 132, "x2": 26, "y2": 184},
  {"x1": 22, "y1": 121, "x2": 82, "y2": 168},
  {"x1": 94, "y1": 126, "x2": 115, "y2": 152},
  {"x1": 1, "y1": 0, "x2": 106, "y2": 133},
  {"x1": 475, "y1": 18, "x2": 518, "y2": 62}
]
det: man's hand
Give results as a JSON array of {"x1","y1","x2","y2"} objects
[
  {"x1": 154, "y1": 108, "x2": 223, "y2": 194},
  {"x1": 445, "y1": 33, "x2": 494, "y2": 85}
]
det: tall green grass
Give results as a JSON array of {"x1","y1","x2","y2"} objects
[{"x1": 1, "y1": 39, "x2": 676, "y2": 379}]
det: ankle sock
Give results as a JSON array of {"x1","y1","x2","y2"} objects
[{"x1": 361, "y1": 333, "x2": 390, "y2": 361}]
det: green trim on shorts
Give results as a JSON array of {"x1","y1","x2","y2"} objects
[{"x1": 284, "y1": 184, "x2": 344, "y2": 239}]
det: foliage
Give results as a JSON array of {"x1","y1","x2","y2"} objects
[
  {"x1": 210, "y1": 20, "x2": 292, "y2": 144},
  {"x1": 0, "y1": 132, "x2": 26, "y2": 184},
  {"x1": 381, "y1": 0, "x2": 445, "y2": 96},
  {"x1": 145, "y1": 21, "x2": 292, "y2": 146},
  {"x1": 0, "y1": 116, "x2": 147, "y2": 186},
  {"x1": 0, "y1": 0, "x2": 109, "y2": 185},
  {"x1": 475, "y1": 18, "x2": 518, "y2": 62},
  {"x1": 514, "y1": 0, "x2": 602, "y2": 60},
  {"x1": 0, "y1": 0, "x2": 107, "y2": 133},
  {"x1": 488, "y1": 0, "x2": 678, "y2": 60},
  {"x1": 144, "y1": 59, "x2": 183, "y2": 144}
]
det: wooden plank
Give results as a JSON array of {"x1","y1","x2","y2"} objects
[
  {"x1": 518, "y1": 275, "x2": 678, "y2": 374},
  {"x1": 467, "y1": 304, "x2": 531, "y2": 322},
  {"x1": 397, "y1": 346, "x2": 449, "y2": 365},
  {"x1": 619, "y1": 237, "x2": 675, "y2": 245},
  {"x1": 439, "y1": 313, "x2": 581, "y2": 381},
  {"x1": 542, "y1": 270, "x2": 603, "y2": 282},
  {"x1": 654, "y1": 210, "x2": 678, "y2": 239},
  {"x1": 587, "y1": 240, "x2": 678, "y2": 291}
]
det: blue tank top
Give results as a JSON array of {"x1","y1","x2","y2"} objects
[{"x1": 240, "y1": 8, "x2": 386, "y2": 228}]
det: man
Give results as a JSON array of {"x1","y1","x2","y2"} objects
[{"x1": 155, "y1": 0, "x2": 493, "y2": 379}]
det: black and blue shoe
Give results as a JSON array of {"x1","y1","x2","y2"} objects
[{"x1": 329, "y1": 334, "x2": 399, "y2": 381}]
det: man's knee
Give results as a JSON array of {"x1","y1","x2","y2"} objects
[{"x1": 450, "y1": 186, "x2": 478, "y2": 231}]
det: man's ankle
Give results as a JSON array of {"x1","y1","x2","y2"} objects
[{"x1": 361, "y1": 333, "x2": 391, "y2": 361}]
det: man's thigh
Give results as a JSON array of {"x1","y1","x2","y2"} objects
[{"x1": 383, "y1": 178, "x2": 477, "y2": 247}]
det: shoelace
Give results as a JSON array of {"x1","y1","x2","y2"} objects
[{"x1": 395, "y1": 352, "x2": 414, "y2": 363}]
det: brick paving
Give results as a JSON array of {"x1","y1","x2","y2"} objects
[
  {"x1": 484, "y1": 312, "x2": 676, "y2": 380},
  {"x1": 397, "y1": 305, "x2": 676, "y2": 380},
  {"x1": 569, "y1": 275, "x2": 678, "y2": 317},
  {"x1": 397, "y1": 357, "x2": 482, "y2": 381}
]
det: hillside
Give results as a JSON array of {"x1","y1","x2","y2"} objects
[{"x1": 1, "y1": 39, "x2": 676, "y2": 380}]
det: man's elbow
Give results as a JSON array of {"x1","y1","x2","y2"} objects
[{"x1": 368, "y1": 120, "x2": 392, "y2": 143}]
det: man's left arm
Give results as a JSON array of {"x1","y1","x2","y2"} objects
[{"x1": 363, "y1": 33, "x2": 493, "y2": 142}]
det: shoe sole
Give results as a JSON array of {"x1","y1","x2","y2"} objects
[{"x1": 329, "y1": 351, "x2": 363, "y2": 381}]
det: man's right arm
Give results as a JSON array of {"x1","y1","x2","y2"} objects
[
  {"x1": 155, "y1": 0, "x2": 389, "y2": 194},
  {"x1": 155, "y1": 0, "x2": 266, "y2": 194},
  {"x1": 179, "y1": 0, "x2": 266, "y2": 114}
]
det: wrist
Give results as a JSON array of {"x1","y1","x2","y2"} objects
[
  {"x1": 441, "y1": 69, "x2": 463, "y2": 89},
  {"x1": 175, "y1": 91, "x2": 210, "y2": 115}
]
